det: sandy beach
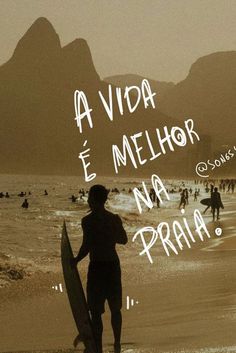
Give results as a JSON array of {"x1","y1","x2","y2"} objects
[{"x1": 0, "y1": 175, "x2": 236, "y2": 353}]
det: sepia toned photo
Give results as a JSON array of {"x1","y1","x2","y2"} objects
[{"x1": 0, "y1": 1, "x2": 235, "y2": 353}]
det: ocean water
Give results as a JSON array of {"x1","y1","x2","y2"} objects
[{"x1": 0, "y1": 173, "x2": 232, "y2": 287}]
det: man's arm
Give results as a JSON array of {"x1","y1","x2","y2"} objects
[{"x1": 115, "y1": 215, "x2": 128, "y2": 244}]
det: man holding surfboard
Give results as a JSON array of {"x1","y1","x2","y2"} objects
[
  {"x1": 73, "y1": 185, "x2": 128, "y2": 353},
  {"x1": 211, "y1": 187, "x2": 224, "y2": 221}
]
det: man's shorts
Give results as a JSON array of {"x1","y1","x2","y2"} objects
[{"x1": 87, "y1": 261, "x2": 122, "y2": 314}]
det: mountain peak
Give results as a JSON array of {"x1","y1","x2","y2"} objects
[
  {"x1": 13, "y1": 17, "x2": 61, "y2": 60},
  {"x1": 23, "y1": 17, "x2": 60, "y2": 40},
  {"x1": 189, "y1": 51, "x2": 236, "y2": 79},
  {"x1": 32, "y1": 16, "x2": 54, "y2": 27},
  {"x1": 63, "y1": 38, "x2": 91, "y2": 55},
  {"x1": 29, "y1": 17, "x2": 56, "y2": 31},
  {"x1": 62, "y1": 38, "x2": 100, "y2": 81}
]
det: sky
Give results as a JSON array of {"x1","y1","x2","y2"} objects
[{"x1": 0, "y1": 0, "x2": 236, "y2": 82}]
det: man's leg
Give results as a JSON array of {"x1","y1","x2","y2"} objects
[
  {"x1": 111, "y1": 309, "x2": 122, "y2": 353},
  {"x1": 212, "y1": 207, "x2": 215, "y2": 221},
  {"x1": 217, "y1": 207, "x2": 220, "y2": 220},
  {"x1": 91, "y1": 311, "x2": 103, "y2": 353},
  {"x1": 108, "y1": 264, "x2": 122, "y2": 353},
  {"x1": 87, "y1": 263, "x2": 106, "y2": 353}
]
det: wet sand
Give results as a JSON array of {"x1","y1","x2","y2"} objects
[{"x1": 1, "y1": 244, "x2": 236, "y2": 353}]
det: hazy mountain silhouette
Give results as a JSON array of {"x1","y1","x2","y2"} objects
[
  {"x1": 104, "y1": 74, "x2": 174, "y2": 103},
  {"x1": 159, "y1": 51, "x2": 236, "y2": 149},
  {"x1": 0, "y1": 18, "x2": 233, "y2": 177}
]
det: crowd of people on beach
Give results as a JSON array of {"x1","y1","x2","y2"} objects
[
  {"x1": 0, "y1": 179, "x2": 235, "y2": 221},
  {"x1": 176, "y1": 179, "x2": 235, "y2": 221}
]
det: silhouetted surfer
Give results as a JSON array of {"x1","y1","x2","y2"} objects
[
  {"x1": 178, "y1": 190, "x2": 186, "y2": 210},
  {"x1": 70, "y1": 194, "x2": 77, "y2": 203},
  {"x1": 211, "y1": 187, "x2": 224, "y2": 221},
  {"x1": 184, "y1": 188, "x2": 189, "y2": 205},
  {"x1": 21, "y1": 199, "x2": 29, "y2": 209},
  {"x1": 73, "y1": 185, "x2": 128, "y2": 353}
]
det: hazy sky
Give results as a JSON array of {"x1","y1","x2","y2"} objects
[{"x1": 0, "y1": 0, "x2": 236, "y2": 82}]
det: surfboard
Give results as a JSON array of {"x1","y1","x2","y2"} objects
[
  {"x1": 200, "y1": 198, "x2": 212, "y2": 206},
  {"x1": 61, "y1": 221, "x2": 97, "y2": 352}
]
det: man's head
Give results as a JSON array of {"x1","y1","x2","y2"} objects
[
  {"x1": 88, "y1": 185, "x2": 109, "y2": 210},
  {"x1": 214, "y1": 187, "x2": 218, "y2": 192}
]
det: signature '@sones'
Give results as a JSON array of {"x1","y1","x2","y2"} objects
[{"x1": 195, "y1": 146, "x2": 236, "y2": 178}]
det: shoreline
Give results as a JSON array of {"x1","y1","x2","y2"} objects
[{"x1": 0, "y1": 177, "x2": 235, "y2": 353}]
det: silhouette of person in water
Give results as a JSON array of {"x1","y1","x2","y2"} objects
[
  {"x1": 211, "y1": 187, "x2": 224, "y2": 221},
  {"x1": 70, "y1": 194, "x2": 77, "y2": 203},
  {"x1": 178, "y1": 190, "x2": 186, "y2": 210},
  {"x1": 73, "y1": 185, "x2": 127, "y2": 353},
  {"x1": 21, "y1": 199, "x2": 29, "y2": 209},
  {"x1": 184, "y1": 188, "x2": 189, "y2": 205}
]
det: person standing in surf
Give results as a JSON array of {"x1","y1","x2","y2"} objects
[
  {"x1": 73, "y1": 185, "x2": 128, "y2": 353},
  {"x1": 211, "y1": 187, "x2": 224, "y2": 221}
]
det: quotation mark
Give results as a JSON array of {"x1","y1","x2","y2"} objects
[
  {"x1": 126, "y1": 295, "x2": 139, "y2": 310},
  {"x1": 52, "y1": 283, "x2": 63, "y2": 292}
]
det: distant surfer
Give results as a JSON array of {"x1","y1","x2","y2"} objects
[
  {"x1": 73, "y1": 185, "x2": 128, "y2": 353},
  {"x1": 18, "y1": 191, "x2": 25, "y2": 197},
  {"x1": 21, "y1": 198, "x2": 29, "y2": 209},
  {"x1": 70, "y1": 194, "x2": 77, "y2": 203},
  {"x1": 178, "y1": 190, "x2": 186, "y2": 210},
  {"x1": 211, "y1": 187, "x2": 224, "y2": 221},
  {"x1": 184, "y1": 188, "x2": 189, "y2": 205}
]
